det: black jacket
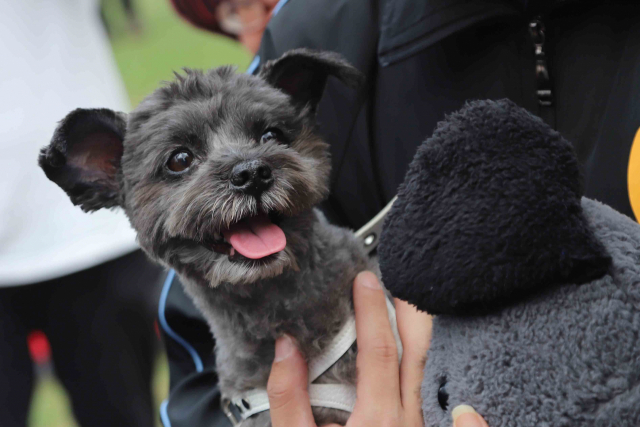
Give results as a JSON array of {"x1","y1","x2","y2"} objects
[{"x1": 161, "y1": 1, "x2": 640, "y2": 425}]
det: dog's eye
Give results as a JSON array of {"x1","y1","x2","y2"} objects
[
  {"x1": 167, "y1": 149, "x2": 193, "y2": 173},
  {"x1": 260, "y1": 128, "x2": 283, "y2": 144},
  {"x1": 438, "y1": 379, "x2": 449, "y2": 411}
]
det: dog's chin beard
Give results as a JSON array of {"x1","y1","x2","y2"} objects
[{"x1": 207, "y1": 248, "x2": 295, "y2": 288}]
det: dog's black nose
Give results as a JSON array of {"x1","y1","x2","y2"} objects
[{"x1": 230, "y1": 160, "x2": 273, "y2": 196}]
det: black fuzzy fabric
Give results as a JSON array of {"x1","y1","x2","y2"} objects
[{"x1": 378, "y1": 99, "x2": 611, "y2": 315}]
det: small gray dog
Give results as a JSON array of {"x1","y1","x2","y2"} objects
[{"x1": 39, "y1": 49, "x2": 372, "y2": 426}]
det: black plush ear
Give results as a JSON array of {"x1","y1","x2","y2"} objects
[
  {"x1": 378, "y1": 99, "x2": 612, "y2": 315},
  {"x1": 38, "y1": 108, "x2": 127, "y2": 212},
  {"x1": 259, "y1": 48, "x2": 364, "y2": 114}
]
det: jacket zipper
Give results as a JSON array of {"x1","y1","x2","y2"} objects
[
  {"x1": 529, "y1": 15, "x2": 557, "y2": 129},
  {"x1": 529, "y1": 16, "x2": 553, "y2": 107}
]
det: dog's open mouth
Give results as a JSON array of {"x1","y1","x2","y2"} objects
[{"x1": 202, "y1": 212, "x2": 286, "y2": 263}]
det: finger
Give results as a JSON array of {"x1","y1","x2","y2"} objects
[
  {"x1": 267, "y1": 335, "x2": 317, "y2": 427},
  {"x1": 452, "y1": 405, "x2": 490, "y2": 427},
  {"x1": 352, "y1": 271, "x2": 401, "y2": 414},
  {"x1": 395, "y1": 298, "x2": 431, "y2": 426}
]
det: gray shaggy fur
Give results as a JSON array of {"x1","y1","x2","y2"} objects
[
  {"x1": 423, "y1": 198, "x2": 640, "y2": 427},
  {"x1": 39, "y1": 49, "x2": 369, "y2": 426},
  {"x1": 379, "y1": 100, "x2": 640, "y2": 426}
]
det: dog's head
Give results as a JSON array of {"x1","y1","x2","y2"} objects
[{"x1": 39, "y1": 49, "x2": 363, "y2": 288}]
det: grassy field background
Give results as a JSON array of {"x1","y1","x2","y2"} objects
[
  {"x1": 104, "y1": 0, "x2": 251, "y2": 107},
  {"x1": 29, "y1": 0, "x2": 250, "y2": 425}
]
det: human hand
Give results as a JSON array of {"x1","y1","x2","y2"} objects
[{"x1": 266, "y1": 271, "x2": 431, "y2": 427}]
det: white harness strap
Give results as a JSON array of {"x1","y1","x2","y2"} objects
[
  {"x1": 228, "y1": 384, "x2": 357, "y2": 421},
  {"x1": 226, "y1": 298, "x2": 402, "y2": 424},
  {"x1": 307, "y1": 316, "x2": 356, "y2": 383}
]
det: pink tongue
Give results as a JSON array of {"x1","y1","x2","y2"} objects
[{"x1": 222, "y1": 215, "x2": 286, "y2": 259}]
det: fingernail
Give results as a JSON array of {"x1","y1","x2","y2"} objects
[
  {"x1": 274, "y1": 335, "x2": 295, "y2": 362},
  {"x1": 357, "y1": 271, "x2": 380, "y2": 289},
  {"x1": 452, "y1": 405, "x2": 483, "y2": 427}
]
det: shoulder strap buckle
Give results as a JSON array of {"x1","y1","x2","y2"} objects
[{"x1": 221, "y1": 398, "x2": 242, "y2": 426}]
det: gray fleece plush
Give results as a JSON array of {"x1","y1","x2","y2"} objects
[
  {"x1": 379, "y1": 99, "x2": 640, "y2": 426},
  {"x1": 423, "y1": 198, "x2": 640, "y2": 426}
]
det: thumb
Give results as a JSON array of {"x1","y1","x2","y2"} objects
[
  {"x1": 452, "y1": 405, "x2": 490, "y2": 427},
  {"x1": 267, "y1": 335, "x2": 317, "y2": 427}
]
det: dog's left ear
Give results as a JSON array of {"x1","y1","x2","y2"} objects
[
  {"x1": 38, "y1": 108, "x2": 127, "y2": 212},
  {"x1": 260, "y1": 48, "x2": 364, "y2": 114}
]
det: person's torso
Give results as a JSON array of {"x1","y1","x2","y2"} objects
[{"x1": 0, "y1": 0, "x2": 138, "y2": 285}]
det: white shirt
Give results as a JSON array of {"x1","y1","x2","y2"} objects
[{"x1": 0, "y1": 0, "x2": 138, "y2": 286}]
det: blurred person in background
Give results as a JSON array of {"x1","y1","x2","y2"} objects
[
  {"x1": 0, "y1": 1, "x2": 162, "y2": 426},
  {"x1": 160, "y1": 0, "x2": 640, "y2": 426},
  {"x1": 171, "y1": 0, "x2": 278, "y2": 54},
  {"x1": 101, "y1": 0, "x2": 143, "y2": 36}
]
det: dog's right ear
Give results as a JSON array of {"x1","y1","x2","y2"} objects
[
  {"x1": 259, "y1": 48, "x2": 364, "y2": 114},
  {"x1": 38, "y1": 108, "x2": 127, "y2": 212}
]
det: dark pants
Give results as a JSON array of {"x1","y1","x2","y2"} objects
[{"x1": 0, "y1": 250, "x2": 163, "y2": 427}]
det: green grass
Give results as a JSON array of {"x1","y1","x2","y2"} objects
[
  {"x1": 29, "y1": 371, "x2": 76, "y2": 427},
  {"x1": 104, "y1": 0, "x2": 251, "y2": 107},
  {"x1": 29, "y1": 354, "x2": 169, "y2": 427},
  {"x1": 29, "y1": 0, "x2": 249, "y2": 425}
]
